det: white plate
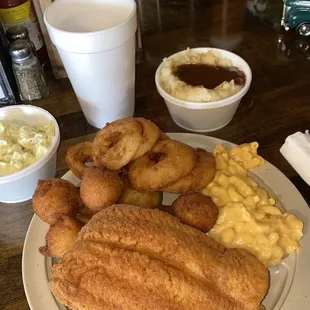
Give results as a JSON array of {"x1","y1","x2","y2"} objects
[{"x1": 22, "y1": 133, "x2": 310, "y2": 310}]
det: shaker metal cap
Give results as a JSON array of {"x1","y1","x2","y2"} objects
[
  {"x1": 6, "y1": 25, "x2": 29, "y2": 42},
  {"x1": 9, "y1": 39, "x2": 32, "y2": 62}
]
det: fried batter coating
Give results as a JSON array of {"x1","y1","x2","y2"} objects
[
  {"x1": 39, "y1": 217, "x2": 83, "y2": 258},
  {"x1": 158, "y1": 130, "x2": 170, "y2": 141},
  {"x1": 65, "y1": 141, "x2": 93, "y2": 179},
  {"x1": 80, "y1": 167, "x2": 123, "y2": 212},
  {"x1": 93, "y1": 118, "x2": 143, "y2": 170},
  {"x1": 76, "y1": 205, "x2": 96, "y2": 224},
  {"x1": 33, "y1": 179, "x2": 83, "y2": 225},
  {"x1": 77, "y1": 205, "x2": 96, "y2": 217},
  {"x1": 50, "y1": 205, "x2": 269, "y2": 310},
  {"x1": 157, "y1": 204, "x2": 173, "y2": 214},
  {"x1": 162, "y1": 148, "x2": 216, "y2": 193},
  {"x1": 171, "y1": 193, "x2": 219, "y2": 232},
  {"x1": 119, "y1": 176, "x2": 163, "y2": 208},
  {"x1": 132, "y1": 118, "x2": 160, "y2": 160},
  {"x1": 129, "y1": 140, "x2": 196, "y2": 191}
]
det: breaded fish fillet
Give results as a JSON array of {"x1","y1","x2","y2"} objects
[{"x1": 50, "y1": 205, "x2": 269, "y2": 310}]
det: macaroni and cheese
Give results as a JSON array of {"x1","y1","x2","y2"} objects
[
  {"x1": 0, "y1": 120, "x2": 55, "y2": 177},
  {"x1": 201, "y1": 142, "x2": 303, "y2": 267}
]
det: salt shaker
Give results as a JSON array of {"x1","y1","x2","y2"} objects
[{"x1": 9, "y1": 39, "x2": 48, "y2": 102}]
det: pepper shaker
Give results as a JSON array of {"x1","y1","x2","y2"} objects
[
  {"x1": 9, "y1": 39, "x2": 49, "y2": 102},
  {"x1": 6, "y1": 25, "x2": 37, "y2": 57}
]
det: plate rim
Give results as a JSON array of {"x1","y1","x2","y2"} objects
[{"x1": 22, "y1": 133, "x2": 310, "y2": 310}]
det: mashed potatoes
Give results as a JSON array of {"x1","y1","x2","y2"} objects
[
  {"x1": 202, "y1": 142, "x2": 303, "y2": 267},
  {"x1": 0, "y1": 120, "x2": 55, "y2": 176},
  {"x1": 159, "y1": 48, "x2": 244, "y2": 102}
]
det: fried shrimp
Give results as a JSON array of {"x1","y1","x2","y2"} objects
[
  {"x1": 33, "y1": 179, "x2": 83, "y2": 225},
  {"x1": 39, "y1": 217, "x2": 83, "y2": 258},
  {"x1": 80, "y1": 166, "x2": 123, "y2": 212},
  {"x1": 92, "y1": 118, "x2": 143, "y2": 170},
  {"x1": 65, "y1": 141, "x2": 93, "y2": 179},
  {"x1": 128, "y1": 140, "x2": 196, "y2": 191},
  {"x1": 162, "y1": 148, "x2": 216, "y2": 193},
  {"x1": 132, "y1": 118, "x2": 160, "y2": 160}
]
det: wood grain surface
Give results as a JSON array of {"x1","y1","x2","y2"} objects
[{"x1": 1, "y1": 1, "x2": 309, "y2": 309}]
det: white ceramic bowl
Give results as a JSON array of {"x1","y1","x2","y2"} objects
[
  {"x1": 155, "y1": 47, "x2": 252, "y2": 132},
  {"x1": 0, "y1": 105, "x2": 60, "y2": 203}
]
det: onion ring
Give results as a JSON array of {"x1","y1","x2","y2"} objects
[
  {"x1": 93, "y1": 118, "x2": 143, "y2": 170},
  {"x1": 162, "y1": 148, "x2": 216, "y2": 193},
  {"x1": 132, "y1": 118, "x2": 160, "y2": 160},
  {"x1": 66, "y1": 141, "x2": 93, "y2": 179},
  {"x1": 128, "y1": 140, "x2": 196, "y2": 191}
]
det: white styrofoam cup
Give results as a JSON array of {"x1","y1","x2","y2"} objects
[
  {"x1": 0, "y1": 105, "x2": 60, "y2": 203},
  {"x1": 155, "y1": 48, "x2": 252, "y2": 132},
  {"x1": 44, "y1": 0, "x2": 137, "y2": 128}
]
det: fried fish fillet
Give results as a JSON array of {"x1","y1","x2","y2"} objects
[{"x1": 50, "y1": 205, "x2": 269, "y2": 310}]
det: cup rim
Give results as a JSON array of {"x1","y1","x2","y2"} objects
[
  {"x1": 155, "y1": 47, "x2": 252, "y2": 110},
  {"x1": 44, "y1": 0, "x2": 136, "y2": 37},
  {"x1": 0, "y1": 105, "x2": 60, "y2": 184}
]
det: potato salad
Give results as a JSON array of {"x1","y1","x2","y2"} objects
[{"x1": 0, "y1": 120, "x2": 55, "y2": 176}]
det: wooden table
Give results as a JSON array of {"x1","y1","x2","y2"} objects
[{"x1": 1, "y1": 1, "x2": 310, "y2": 309}]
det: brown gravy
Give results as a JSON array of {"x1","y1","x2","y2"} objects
[{"x1": 173, "y1": 63, "x2": 245, "y2": 89}]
